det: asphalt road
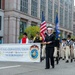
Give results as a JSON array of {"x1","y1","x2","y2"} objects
[{"x1": 0, "y1": 60, "x2": 75, "y2": 75}]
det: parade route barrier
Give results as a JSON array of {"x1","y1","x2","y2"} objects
[{"x1": 0, "y1": 43, "x2": 40, "y2": 62}]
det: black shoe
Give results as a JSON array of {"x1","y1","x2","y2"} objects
[
  {"x1": 52, "y1": 66, "x2": 54, "y2": 68},
  {"x1": 59, "y1": 57, "x2": 62, "y2": 60},
  {"x1": 40, "y1": 58, "x2": 42, "y2": 62},
  {"x1": 56, "y1": 58, "x2": 59, "y2": 64},
  {"x1": 74, "y1": 59, "x2": 75, "y2": 61},
  {"x1": 42, "y1": 57, "x2": 45, "y2": 60},
  {"x1": 62, "y1": 58, "x2": 65, "y2": 60},
  {"x1": 71, "y1": 59, "x2": 73, "y2": 63},
  {"x1": 66, "y1": 60, "x2": 69, "y2": 63},
  {"x1": 45, "y1": 68, "x2": 49, "y2": 69}
]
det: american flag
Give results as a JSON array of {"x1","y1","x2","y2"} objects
[{"x1": 40, "y1": 12, "x2": 47, "y2": 41}]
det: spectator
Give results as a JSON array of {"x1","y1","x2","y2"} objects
[{"x1": 20, "y1": 32, "x2": 29, "y2": 44}]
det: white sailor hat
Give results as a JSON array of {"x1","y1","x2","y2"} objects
[{"x1": 47, "y1": 26, "x2": 53, "y2": 30}]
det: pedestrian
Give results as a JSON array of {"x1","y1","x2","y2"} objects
[
  {"x1": 53, "y1": 32, "x2": 60, "y2": 64},
  {"x1": 43, "y1": 27, "x2": 55, "y2": 69},
  {"x1": 20, "y1": 32, "x2": 29, "y2": 44}
]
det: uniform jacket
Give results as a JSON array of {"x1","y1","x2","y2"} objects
[{"x1": 45, "y1": 34, "x2": 55, "y2": 48}]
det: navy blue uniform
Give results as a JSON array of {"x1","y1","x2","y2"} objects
[{"x1": 45, "y1": 34, "x2": 55, "y2": 69}]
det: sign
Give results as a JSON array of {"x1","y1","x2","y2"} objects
[{"x1": 0, "y1": 43, "x2": 40, "y2": 62}]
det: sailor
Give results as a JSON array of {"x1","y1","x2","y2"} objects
[{"x1": 43, "y1": 26, "x2": 55, "y2": 69}]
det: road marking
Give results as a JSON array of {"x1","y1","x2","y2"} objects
[{"x1": 0, "y1": 65, "x2": 21, "y2": 70}]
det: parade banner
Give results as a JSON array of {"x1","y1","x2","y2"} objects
[{"x1": 0, "y1": 43, "x2": 40, "y2": 62}]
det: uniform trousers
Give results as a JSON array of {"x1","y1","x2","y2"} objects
[
  {"x1": 46, "y1": 47, "x2": 54, "y2": 68},
  {"x1": 61, "y1": 47, "x2": 66, "y2": 59},
  {"x1": 65, "y1": 46, "x2": 70, "y2": 60},
  {"x1": 53, "y1": 47, "x2": 57, "y2": 57},
  {"x1": 74, "y1": 48, "x2": 75, "y2": 58},
  {"x1": 70, "y1": 47, "x2": 74, "y2": 59},
  {"x1": 42, "y1": 45, "x2": 46, "y2": 57}
]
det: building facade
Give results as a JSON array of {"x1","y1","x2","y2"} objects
[
  {"x1": 1, "y1": 0, "x2": 74, "y2": 43},
  {"x1": 0, "y1": 0, "x2": 4, "y2": 44},
  {"x1": 73, "y1": 6, "x2": 75, "y2": 36}
]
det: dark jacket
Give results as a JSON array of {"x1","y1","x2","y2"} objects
[
  {"x1": 33, "y1": 36, "x2": 42, "y2": 43},
  {"x1": 55, "y1": 40, "x2": 60, "y2": 48},
  {"x1": 45, "y1": 34, "x2": 55, "y2": 48}
]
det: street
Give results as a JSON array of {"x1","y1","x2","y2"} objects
[{"x1": 0, "y1": 60, "x2": 75, "y2": 75}]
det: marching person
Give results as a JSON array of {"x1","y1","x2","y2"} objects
[
  {"x1": 61, "y1": 39, "x2": 66, "y2": 60},
  {"x1": 20, "y1": 32, "x2": 29, "y2": 44},
  {"x1": 54, "y1": 39, "x2": 60, "y2": 64},
  {"x1": 65, "y1": 35, "x2": 71, "y2": 63},
  {"x1": 53, "y1": 32, "x2": 60, "y2": 64},
  {"x1": 43, "y1": 26, "x2": 55, "y2": 69}
]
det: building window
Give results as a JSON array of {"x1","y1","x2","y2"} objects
[
  {"x1": 0, "y1": 16, "x2": 1, "y2": 30},
  {"x1": 40, "y1": 0, "x2": 46, "y2": 19},
  {"x1": 69, "y1": 4, "x2": 72, "y2": 10},
  {"x1": 60, "y1": 7, "x2": 63, "y2": 26},
  {"x1": 69, "y1": 12, "x2": 72, "y2": 30},
  {"x1": 65, "y1": 0, "x2": 68, "y2": 8},
  {"x1": 69, "y1": 0, "x2": 72, "y2": 8},
  {"x1": 73, "y1": 24, "x2": 75, "y2": 35},
  {"x1": 65, "y1": 10, "x2": 68, "y2": 28},
  {"x1": 55, "y1": 0, "x2": 58, "y2": 3},
  {"x1": 48, "y1": 0, "x2": 52, "y2": 22},
  {"x1": 64, "y1": 32, "x2": 67, "y2": 38},
  {"x1": 31, "y1": 0, "x2": 37, "y2": 17},
  {"x1": 20, "y1": 0, "x2": 28, "y2": 14},
  {"x1": 0, "y1": 0, "x2": 1, "y2": 9},
  {"x1": 73, "y1": 12, "x2": 75, "y2": 22},
  {"x1": 69, "y1": 0, "x2": 72, "y2": 15},
  {"x1": 60, "y1": 0, "x2": 63, "y2": 4},
  {"x1": 20, "y1": 21, "x2": 27, "y2": 34},
  {"x1": 31, "y1": 21, "x2": 37, "y2": 26},
  {"x1": 60, "y1": 0, "x2": 64, "y2": 7}
]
